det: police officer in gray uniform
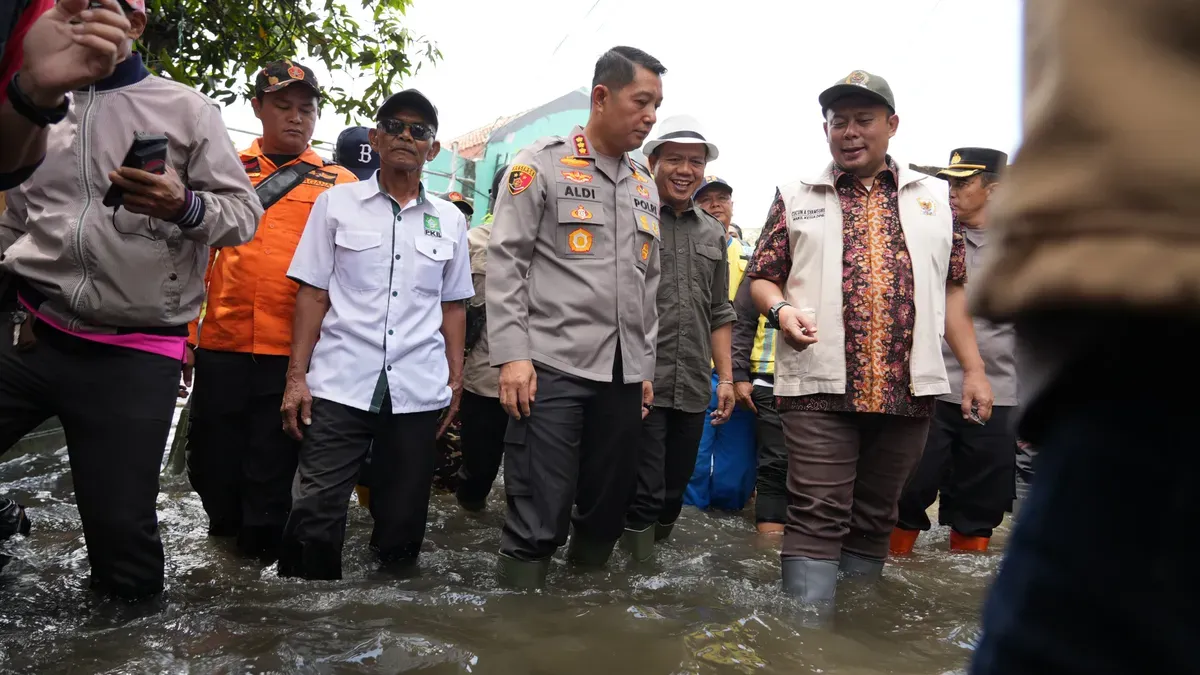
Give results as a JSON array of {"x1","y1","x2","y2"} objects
[{"x1": 487, "y1": 46, "x2": 667, "y2": 588}]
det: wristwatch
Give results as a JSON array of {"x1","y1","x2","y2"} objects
[
  {"x1": 767, "y1": 301, "x2": 791, "y2": 330},
  {"x1": 6, "y1": 73, "x2": 70, "y2": 127}
]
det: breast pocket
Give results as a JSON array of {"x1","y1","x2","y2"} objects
[
  {"x1": 634, "y1": 211, "x2": 660, "y2": 273},
  {"x1": 413, "y1": 236, "x2": 454, "y2": 295},
  {"x1": 555, "y1": 200, "x2": 608, "y2": 260},
  {"x1": 692, "y1": 242, "x2": 723, "y2": 295},
  {"x1": 334, "y1": 229, "x2": 385, "y2": 291}
]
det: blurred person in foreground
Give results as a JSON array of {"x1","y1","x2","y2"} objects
[
  {"x1": 0, "y1": 0, "x2": 260, "y2": 599},
  {"x1": 970, "y1": 1, "x2": 1200, "y2": 672},
  {"x1": 0, "y1": 0, "x2": 130, "y2": 189}
]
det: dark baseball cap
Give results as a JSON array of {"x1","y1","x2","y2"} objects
[
  {"x1": 933, "y1": 147, "x2": 1009, "y2": 179},
  {"x1": 446, "y1": 191, "x2": 474, "y2": 217},
  {"x1": 333, "y1": 126, "x2": 378, "y2": 180},
  {"x1": 255, "y1": 59, "x2": 320, "y2": 98},
  {"x1": 694, "y1": 175, "x2": 732, "y2": 199},
  {"x1": 819, "y1": 70, "x2": 895, "y2": 113},
  {"x1": 377, "y1": 89, "x2": 439, "y2": 130}
]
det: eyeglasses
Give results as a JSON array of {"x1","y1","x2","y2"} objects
[{"x1": 378, "y1": 118, "x2": 436, "y2": 141}]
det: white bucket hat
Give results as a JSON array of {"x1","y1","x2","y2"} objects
[{"x1": 642, "y1": 114, "x2": 719, "y2": 161}]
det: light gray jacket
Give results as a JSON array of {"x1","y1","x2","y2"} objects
[{"x1": 0, "y1": 56, "x2": 260, "y2": 332}]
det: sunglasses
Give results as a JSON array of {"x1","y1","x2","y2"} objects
[{"x1": 378, "y1": 119, "x2": 436, "y2": 141}]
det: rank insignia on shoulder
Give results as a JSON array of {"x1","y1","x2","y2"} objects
[
  {"x1": 573, "y1": 134, "x2": 590, "y2": 156},
  {"x1": 508, "y1": 164, "x2": 537, "y2": 196}
]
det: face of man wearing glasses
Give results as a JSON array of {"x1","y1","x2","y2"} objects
[{"x1": 368, "y1": 109, "x2": 440, "y2": 173}]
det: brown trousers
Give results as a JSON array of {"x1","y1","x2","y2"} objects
[{"x1": 780, "y1": 410, "x2": 930, "y2": 561}]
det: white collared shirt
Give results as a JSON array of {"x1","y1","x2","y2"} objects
[{"x1": 288, "y1": 176, "x2": 474, "y2": 414}]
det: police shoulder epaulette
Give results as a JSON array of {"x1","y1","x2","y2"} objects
[
  {"x1": 630, "y1": 157, "x2": 651, "y2": 175},
  {"x1": 527, "y1": 135, "x2": 567, "y2": 155}
]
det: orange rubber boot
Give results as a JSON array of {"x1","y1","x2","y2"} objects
[
  {"x1": 889, "y1": 527, "x2": 919, "y2": 555},
  {"x1": 949, "y1": 531, "x2": 989, "y2": 552}
]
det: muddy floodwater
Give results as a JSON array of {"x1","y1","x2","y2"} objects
[{"x1": 0, "y1": 407, "x2": 1004, "y2": 674}]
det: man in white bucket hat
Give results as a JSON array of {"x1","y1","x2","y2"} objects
[{"x1": 622, "y1": 115, "x2": 736, "y2": 560}]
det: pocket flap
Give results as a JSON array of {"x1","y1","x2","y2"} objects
[
  {"x1": 635, "y1": 213, "x2": 661, "y2": 240},
  {"x1": 557, "y1": 200, "x2": 607, "y2": 225},
  {"x1": 415, "y1": 236, "x2": 455, "y2": 261},
  {"x1": 694, "y1": 242, "x2": 723, "y2": 261},
  {"x1": 334, "y1": 229, "x2": 382, "y2": 251}
]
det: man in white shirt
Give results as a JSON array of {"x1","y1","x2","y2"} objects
[{"x1": 277, "y1": 89, "x2": 473, "y2": 580}]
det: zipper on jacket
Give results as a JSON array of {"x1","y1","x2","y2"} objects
[{"x1": 66, "y1": 85, "x2": 98, "y2": 328}]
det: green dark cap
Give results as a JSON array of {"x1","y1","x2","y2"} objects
[{"x1": 818, "y1": 70, "x2": 895, "y2": 112}]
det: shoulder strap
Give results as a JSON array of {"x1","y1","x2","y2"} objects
[{"x1": 253, "y1": 160, "x2": 321, "y2": 211}]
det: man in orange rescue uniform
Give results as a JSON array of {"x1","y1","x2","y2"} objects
[{"x1": 186, "y1": 60, "x2": 357, "y2": 560}]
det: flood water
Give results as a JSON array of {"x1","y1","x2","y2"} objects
[{"x1": 0, "y1": 406, "x2": 1004, "y2": 674}]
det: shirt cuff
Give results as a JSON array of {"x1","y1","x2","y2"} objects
[{"x1": 171, "y1": 190, "x2": 207, "y2": 229}]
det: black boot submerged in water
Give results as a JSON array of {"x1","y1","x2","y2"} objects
[{"x1": 0, "y1": 498, "x2": 30, "y2": 540}]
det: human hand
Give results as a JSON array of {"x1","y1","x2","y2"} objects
[
  {"x1": 961, "y1": 369, "x2": 994, "y2": 423},
  {"x1": 280, "y1": 374, "x2": 313, "y2": 440},
  {"x1": 20, "y1": 0, "x2": 131, "y2": 107},
  {"x1": 733, "y1": 381, "x2": 756, "y2": 413},
  {"x1": 499, "y1": 360, "x2": 537, "y2": 419},
  {"x1": 642, "y1": 380, "x2": 654, "y2": 419},
  {"x1": 109, "y1": 165, "x2": 187, "y2": 221},
  {"x1": 778, "y1": 305, "x2": 818, "y2": 352},
  {"x1": 711, "y1": 381, "x2": 735, "y2": 426}
]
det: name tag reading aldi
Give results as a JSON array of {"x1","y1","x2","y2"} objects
[{"x1": 508, "y1": 164, "x2": 537, "y2": 196}]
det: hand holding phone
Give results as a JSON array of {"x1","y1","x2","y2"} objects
[{"x1": 104, "y1": 133, "x2": 169, "y2": 208}]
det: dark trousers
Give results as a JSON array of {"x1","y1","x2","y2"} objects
[
  {"x1": 0, "y1": 322, "x2": 178, "y2": 598},
  {"x1": 456, "y1": 390, "x2": 509, "y2": 506},
  {"x1": 780, "y1": 410, "x2": 931, "y2": 561},
  {"x1": 627, "y1": 407, "x2": 706, "y2": 530},
  {"x1": 896, "y1": 402, "x2": 1017, "y2": 538},
  {"x1": 277, "y1": 396, "x2": 441, "y2": 580},
  {"x1": 186, "y1": 349, "x2": 299, "y2": 557},
  {"x1": 971, "y1": 391, "x2": 1197, "y2": 674},
  {"x1": 500, "y1": 362, "x2": 642, "y2": 561},
  {"x1": 752, "y1": 385, "x2": 787, "y2": 524}
]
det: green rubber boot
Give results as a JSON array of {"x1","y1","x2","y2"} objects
[
  {"x1": 566, "y1": 535, "x2": 617, "y2": 569},
  {"x1": 496, "y1": 553, "x2": 550, "y2": 590},
  {"x1": 621, "y1": 526, "x2": 656, "y2": 562},
  {"x1": 654, "y1": 521, "x2": 676, "y2": 542}
]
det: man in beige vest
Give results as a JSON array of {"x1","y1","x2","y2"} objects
[
  {"x1": 748, "y1": 70, "x2": 992, "y2": 617},
  {"x1": 970, "y1": 1, "x2": 1199, "y2": 672}
]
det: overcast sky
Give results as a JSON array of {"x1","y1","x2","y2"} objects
[{"x1": 223, "y1": 0, "x2": 1023, "y2": 229}]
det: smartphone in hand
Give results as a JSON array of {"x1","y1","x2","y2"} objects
[{"x1": 103, "y1": 133, "x2": 168, "y2": 208}]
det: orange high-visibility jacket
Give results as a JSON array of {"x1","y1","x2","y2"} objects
[{"x1": 188, "y1": 140, "x2": 358, "y2": 355}]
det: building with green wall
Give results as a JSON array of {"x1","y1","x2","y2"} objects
[{"x1": 420, "y1": 88, "x2": 592, "y2": 226}]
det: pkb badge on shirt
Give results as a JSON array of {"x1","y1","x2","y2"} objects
[{"x1": 424, "y1": 213, "x2": 441, "y2": 238}]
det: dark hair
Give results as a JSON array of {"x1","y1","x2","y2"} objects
[
  {"x1": 592, "y1": 46, "x2": 666, "y2": 92},
  {"x1": 979, "y1": 171, "x2": 1000, "y2": 187}
]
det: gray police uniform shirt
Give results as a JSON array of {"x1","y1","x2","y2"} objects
[
  {"x1": 652, "y1": 203, "x2": 737, "y2": 413},
  {"x1": 942, "y1": 226, "x2": 1019, "y2": 407},
  {"x1": 487, "y1": 126, "x2": 662, "y2": 383}
]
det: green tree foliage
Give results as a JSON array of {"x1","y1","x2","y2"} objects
[{"x1": 141, "y1": 0, "x2": 441, "y2": 119}]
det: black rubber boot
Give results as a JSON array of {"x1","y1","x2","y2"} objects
[
  {"x1": 838, "y1": 551, "x2": 885, "y2": 580},
  {"x1": 566, "y1": 535, "x2": 617, "y2": 569},
  {"x1": 497, "y1": 553, "x2": 550, "y2": 590},
  {"x1": 620, "y1": 526, "x2": 656, "y2": 562},
  {"x1": 781, "y1": 556, "x2": 839, "y2": 626},
  {"x1": 654, "y1": 521, "x2": 675, "y2": 542},
  {"x1": 0, "y1": 499, "x2": 30, "y2": 541}
]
